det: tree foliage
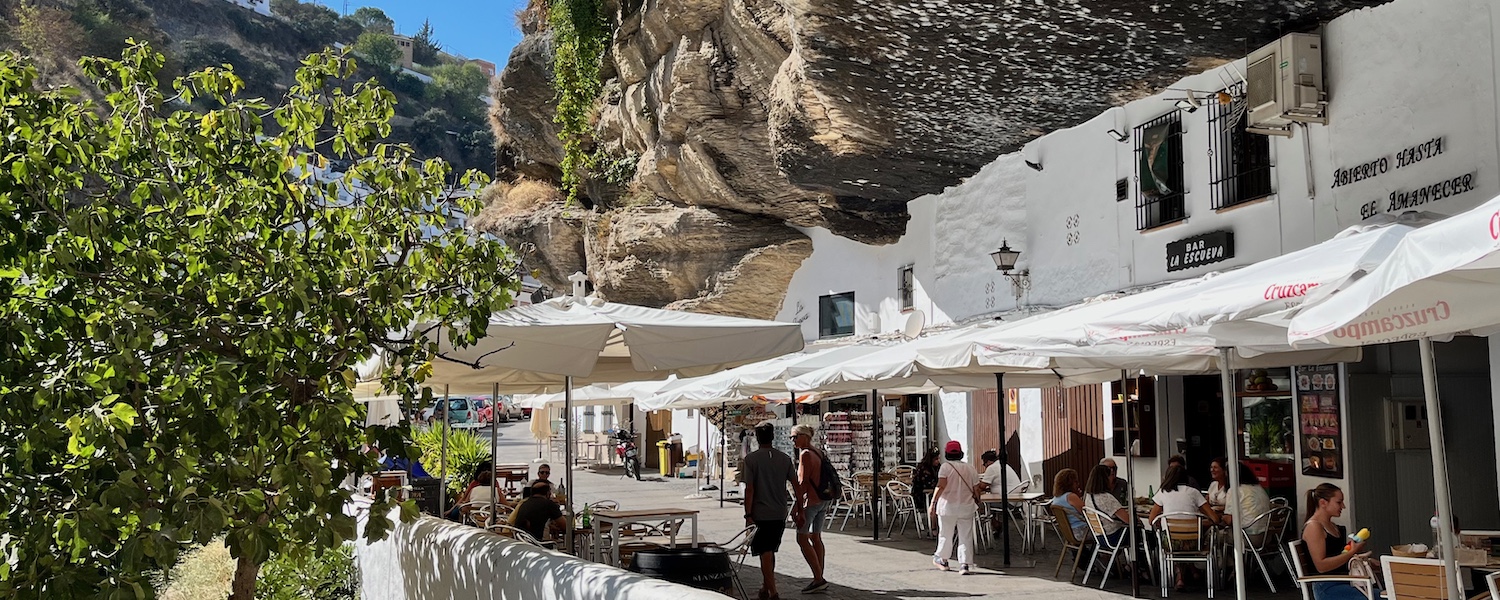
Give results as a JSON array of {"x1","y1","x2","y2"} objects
[
  {"x1": 12, "y1": 3, "x2": 86, "y2": 68},
  {"x1": 268, "y1": 0, "x2": 340, "y2": 45},
  {"x1": 352, "y1": 31, "x2": 400, "y2": 71},
  {"x1": 548, "y1": 0, "x2": 611, "y2": 203},
  {"x1": 411, "y1": 18, "x2": 440, "y2": 65},
  {"x1": 0, "y1": 44, "x2": 518, "y2": 599},
  {"x1": 348, "y1": 7, "x2": 394, "y2": 35},
  {"x1": 428, "y1": 62, "x2": 489, "y2": 123}
]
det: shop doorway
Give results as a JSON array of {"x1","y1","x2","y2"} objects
[
  {"x1": 1181, "y1": 375, "x2": 1225, "y2": 490},
  {"x1": 644, "y1": 410, "x2": 671, "y2": 470}
]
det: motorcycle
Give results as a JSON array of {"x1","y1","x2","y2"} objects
[{"x1": 614, "y1": 427, "x2": 640, "y2": 480}]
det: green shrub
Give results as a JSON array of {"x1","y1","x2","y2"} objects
[
  {"x1": 255, "y1": 545, "x2": 358, "y2": 600},
  {"x1": 412, "y1": 424, "x2": 492, "y2": 496}
]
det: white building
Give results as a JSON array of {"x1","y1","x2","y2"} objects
[{"x1": 773, "y1": 0, "x2": 1500, "y2": 548}]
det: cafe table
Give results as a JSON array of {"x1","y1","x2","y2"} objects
[
  {"x1": 979, "y1": 492, "x2": 1046, "y2": 552},
  {"x1": 591, "y1": 507, "x2": 700, "y2": 566}
]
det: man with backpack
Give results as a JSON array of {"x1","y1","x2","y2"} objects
[{"x1": 791, "y1": 424, "x2": 837, "y2": 593}]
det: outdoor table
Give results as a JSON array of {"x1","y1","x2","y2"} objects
[
  {"x1": 979, "y1": 492, "x2": 1045, "y2": 553},
  {"x1": 586, "y1": 442, "x2": 615, "y2": 469},
  {"x1": 591, "y1": 508, "x2": 700, "y2": 567}
]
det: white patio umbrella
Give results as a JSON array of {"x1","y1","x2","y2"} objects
[
  {"x1": 915, "y1": 225, "x2": 1409, "y2": 600},
  {"x1": 637, "y1": 345, "x2": 884, "y2": 411},
  {"x1": 1289, "y1": 195, "x2": 1500, "y2": 600},
  {"x1": 416, "y1": 273, "x2": 803, "y2": 549}
]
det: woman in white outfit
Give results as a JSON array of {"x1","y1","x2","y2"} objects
[{"x1": 928, "y1": 440, "x2": 980, "y2": 575}]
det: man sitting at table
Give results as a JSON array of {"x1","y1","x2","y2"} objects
[
  {"x1": 1099, "y1": 458, "x2": 1130, "y2": 506},
  {"x1": 978, "y1": 450, "x2": 1022, "y2": 495},
  {"x1": 513, "y1": 479, "x2": 566, "y2": 541}
]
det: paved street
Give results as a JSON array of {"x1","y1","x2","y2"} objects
[{"x1": 481, "y1": 423, "x2": 1297, "y2": 600}]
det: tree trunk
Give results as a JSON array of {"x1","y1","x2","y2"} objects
[{"x1": 230, "y1": 554, "x2": 258, "y2": 600}]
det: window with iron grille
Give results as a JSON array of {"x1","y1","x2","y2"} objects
[
  {"x1": 1208, "y1": 84, "x2": 1274, "y2": 209},
  {"x1": 1134, "y1": 111, "x2": 1186, "y2": 230},
  {"x1": 897, "y1": 264, "x2": 914, "y2": 311},
  {"x1": 818, "y1": 292, "x2": 855, "y2": 338}
]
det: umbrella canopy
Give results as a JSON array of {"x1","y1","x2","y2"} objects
[
  {"x1": 356, "y1": 395, "x2": 404, "y2": 427},
  {"x1": 637, "y1": 345, "x2": 886, "y2": 411},
  {"x1": 426, "y1": 292, "x2": 805, "y2": 393},
  {"x1": 529, "y1": 405, "x2": 552, "y2": 441},
  {"x1": 1289, "y1": 194, "x2": 1500, "y2": 346},
  {"x1": 515, "y1": 378, "x2": 677, "y2": 409}
]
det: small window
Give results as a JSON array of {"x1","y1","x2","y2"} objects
[
  {"x1": 897, "y1": 265, "x2": 914, "y2": 311},
  {"x1": 1116, "y1": 178, "x2": 1129, "y2": 202},
  {"x1": 1111, "y1": 377, "x2": 1158, "y2": 457},
  {"x1": 1135, "y1": 111, "x2": 1186, "y2": 230},
  {"x1": 818, "y1": 292, "x2": 856, "y2": 338},
  {"x1": 1209, "y1": 84, "x2": 1274, "y2": 209}
]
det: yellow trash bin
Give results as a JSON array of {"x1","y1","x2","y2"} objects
[{"x1": 658, "y1": 441, "x2": 673, "y2": 477}]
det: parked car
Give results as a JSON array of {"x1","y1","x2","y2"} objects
[
  {"x1": 496, "y1": 396, "x2": 523, "y2": 422},
  {"x1": 419, "y1": 397, "x2": 484, "y2": 426}
]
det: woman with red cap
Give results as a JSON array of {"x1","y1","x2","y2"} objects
[{"x1": 928, "y1": 440, "x2": 981, "y2": 575}]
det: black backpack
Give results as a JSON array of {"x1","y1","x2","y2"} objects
[{"x1": 806, "y1": 448, "x2": 842, "y2": 501}]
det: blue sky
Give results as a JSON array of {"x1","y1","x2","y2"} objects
[{"x1": 338, "y1": 1, "x2": 529, "y2": 65}]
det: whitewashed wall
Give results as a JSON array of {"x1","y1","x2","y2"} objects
[{"x1": 357, "y1": 511, "x2": 726, "y2": 600}]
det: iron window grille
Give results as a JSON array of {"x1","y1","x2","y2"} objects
[
  {"x1": 1134, "y1": 111, "x2": 1186, "y2": 230},
  {"x1": 1208, "y1": 84, "x2": 1274, "y2": 209},
  {"x1": 897, "y1": 264, "x2": 914, "y2": 311},
  {"x1": 818, "y1": 292, "x2": 856, "y2": 338}
]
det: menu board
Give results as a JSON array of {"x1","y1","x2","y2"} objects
[{"x1": 1297, "y1": 364, "x2": 1344, "y2": 479}]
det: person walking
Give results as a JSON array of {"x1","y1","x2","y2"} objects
[
  {"x1": 928, "y1": 441, "x2": 980, "y2": 575},
  {"x1": 743, "y1": 423, "x2": 797, "y2": 600},
  {"x1": 791, "y1": 424, "x2": 831, "y2": 593}
]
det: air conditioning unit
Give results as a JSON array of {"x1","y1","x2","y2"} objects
[{"x1": 1246, "y1": 32, "x2": 1326, "y2": 136}]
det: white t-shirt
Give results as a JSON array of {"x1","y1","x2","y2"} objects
[
  {"x1": 980, "y1": 462, "x2": 1023, "y2": 493},
  {"x1": 935, "y1": 460, "x2": 981, "y2": 516},
  {"x1": 1153, "y1": 485, "x2": 1207, "y2": 517}
]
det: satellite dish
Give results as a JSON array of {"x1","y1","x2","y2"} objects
[{"x1": 901, "y1": 310, "x2": 926, "y2": 339}]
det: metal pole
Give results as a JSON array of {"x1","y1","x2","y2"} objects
[
  {"x1": 1219, "y1": 348, "x2": 1248, "y2": 600},
  {"x1": 564, "y1": 376, "x2": 575, "y2": 554},
  {"x1": 1121, "y1": 370, "x2": 1139, "y2": 598},
  {"x1": 871, "y1": 389, "x2": 881, "y2": 540},
  {"x1": 995, "y1": 372, "x2": 1011, "y2": 566},
  {"x1": 439, "y1": 385, "x2": 451, "y2": 519},
  {"x1": 720, "y1": 401, "x2": 727, "y2": 508},
  {"x1": 490, "y1": 383, "x2": 500, "y2": 525},
  {"x1": 1419, "y1": 338, "x2": 1462, "y2": 600}
]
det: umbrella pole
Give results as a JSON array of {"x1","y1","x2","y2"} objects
[
  {"x1": 995, "y1": 372, "x2": 1011, "y2": 567},
  {"x1": 440, "y1": 384, "x2": 450, "y2": 518},
  {"x1": 565, "y1": 376, "x2": 575, "y2": 554},
  {"x1": 720, "y1": 401, "x2": 727, "y2": 508},
  {"x1": 1121, "y1": 370, "x2": 1139, "y2": 598},
  {"x1": 1219, "y1": 348, "x2": 1248, "y2": 600},
  {"x1": 1419, "y1": 338, "x2": 1462, "y2": 600},
  {"x1": 491, "y1": 383, "x2": 499, "y2": 527},
  {"x1": 872, "y1": 389, "x2": 883, "y2": 540}
]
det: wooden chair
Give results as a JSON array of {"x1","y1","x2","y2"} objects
[
  {"x1": 370, "y1": 471, "x2": 409, "y2": 501},
  {"x1": 1081, "y1": 507, "x2": 1132, "y2": 589},
  {"x1": 1286, "y1": 540, "x2": 1375, "y2": 600},
  {"x1": 1483, "y1": 570, "x2": 1500, "y2": 599},
  {"x1": 1047, "y1": 504, "x2": 1092, "y2": 582},
  {"x1": 1153, "y1": 512, "x2": 1217, "y2": 598},
  {"x1": 487, "y1": 524, "x2": 550, "y2": 549},
  {"x1": 1380, "y1": 555, "x2": 1456, "y2": 600},
  {"x1": 891, "y1": 465, "x2": 916, "y2": 486}
]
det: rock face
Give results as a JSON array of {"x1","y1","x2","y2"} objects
[{"x1": 485, "y1": 0, "x2": 1389, "y2": 316}]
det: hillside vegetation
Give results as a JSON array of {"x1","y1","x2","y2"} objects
[{"x1": 0, "y1": 0, "x2": 495, "y2": 173}]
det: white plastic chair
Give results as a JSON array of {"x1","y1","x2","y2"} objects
[
  {"x1": 885, "y1": 480, "x2": 924, "y2": 537},
  {"x1": 1081, "y1": 507, "x2": 1132, "y2": 589}
]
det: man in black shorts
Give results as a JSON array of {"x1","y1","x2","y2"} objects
[{"x1": 743, "y1": 423, "x2": 796, "y2": 600}]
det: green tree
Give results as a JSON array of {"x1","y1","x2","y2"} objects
[
  {"x1": 348, "y1": 6, "x2": 394, "y2": 35},
  {"x1": 0, "y1": 44, "x2": 518, "y2": 599},
  {"x1": 269, "y1": 0, "x2": 338, "y2": 44},
  {"x1": 411, "y1": 18, "x2": 440, "y2": 65},
  {"x1": 353, "y1": 31, "x2": 400, "y2": 71},
  {"x1": 11, "y1": 3, "x2": 86, "y2": 69},
  {"x1": 429, "y1": 61, "x2": 489, "y2": 122}
]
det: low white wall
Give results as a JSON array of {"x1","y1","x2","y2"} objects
[{"x1": 356, "y1": 511, "x2": 726, "y2": 600}]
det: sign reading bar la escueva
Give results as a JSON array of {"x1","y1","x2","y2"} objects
[{"x1": 1166, "y1": 230, "x2": 1234, "y2": 272}]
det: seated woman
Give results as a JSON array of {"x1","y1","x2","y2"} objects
[
  {"x1": 1082, "y1": 464, "x2": 1132, "y2": 547},
  {"x1": 912, "y1": 449, "x2": 941, "y2": 514},
  {"x1": 1300, "y1": 483, "x2": 1369, "y2": 600},
  {"x1": 1049, "y1": 468, "x2": 1089, "y2": 541},
  {"x1": 1209, "y1": 458, "x2": 1272, "y2": 534},
  {"x1": 1149, "y1": 464, "x2": 1221, "y2": 591}
]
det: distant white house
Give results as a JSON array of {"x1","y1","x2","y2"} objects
[{"x1": 220, "y1": 0, "x2": 272, "y2": 17}]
